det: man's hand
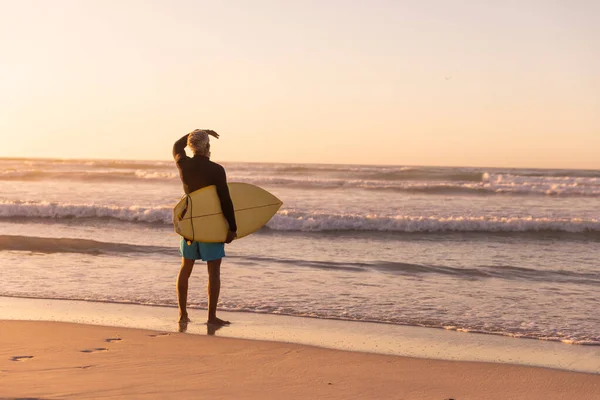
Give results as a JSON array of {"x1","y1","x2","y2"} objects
[
  {"x1": 190, "y1": 129, "x2": 219, "y2": 139},
  {"x1": 207, "y1": 130, "x2": 219, "y2": 139},
  {"x1": 225, "y1": 230, "x2": 237, "y2": 244}
]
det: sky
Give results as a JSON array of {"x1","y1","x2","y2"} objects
[{"x1": 1, "y1": 0, "x2": 599, "y2": 169}]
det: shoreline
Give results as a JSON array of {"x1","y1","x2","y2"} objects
[
  {"x1": 1, "y1": 296, "x2": 599, "y2": 374},
  {"x1": 1, "y1": 292, "x2": 598, "y2": 347}
]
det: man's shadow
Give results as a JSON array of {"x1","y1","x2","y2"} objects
[
  {"x1": 177, "y1": 321, "x2": 224, "y2": 336},
  {"x1": 207, "y1": 323, "x2": 224, "y2": 336}
]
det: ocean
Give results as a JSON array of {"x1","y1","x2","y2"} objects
[{"x1": 0, "y1": 157, "x2": 598, "y2": 345}]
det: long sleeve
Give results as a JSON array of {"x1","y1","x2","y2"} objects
[
  {"x1": 173, "y1": 134, "x2": 189, "y2": 160},
  {"x1": 215, "y1": 166, "x2": 237, "y2": 232}
]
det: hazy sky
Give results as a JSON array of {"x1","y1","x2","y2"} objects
[{"x1": 1, "y1": 0, "x2": 599, "y2": 168}]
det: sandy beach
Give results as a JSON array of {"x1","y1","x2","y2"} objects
[
  {"x1": 3, "y1": 0, "x2": 599, "y2": 397},
  {"x1": 0, "y1": 317, "x2": 598, "y2": 399}
]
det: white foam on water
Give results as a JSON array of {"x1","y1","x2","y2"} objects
[
  {"x1": 1, "y1": 200, "x2": 599, "y2": 234},
  {"x1": 0, "y1": 200, "x2": 171, "y2": 223}
]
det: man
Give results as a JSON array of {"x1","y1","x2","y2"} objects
[{"x1": 173, "y1": 129, "x2": 237, "y2": 326}]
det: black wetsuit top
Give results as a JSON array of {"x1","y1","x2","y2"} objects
[{"x1": 173, "y1": 135, "x2": 237, "y2": 232}]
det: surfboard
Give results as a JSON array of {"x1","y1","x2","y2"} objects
[{"x1": 173, "y1": 182, "x2": 282, "y2": 243}]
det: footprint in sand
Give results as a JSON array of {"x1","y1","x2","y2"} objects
[
  {"x1": 10, "y1": 355, "x2": 34, "y2": 362},
  {"x1": 148, "y1": 332, "x2": 170, "y2": 338},
  {"x1": 80, "y1": 348, "x2": 109, "y2": 353},
  {"x1": 105, "y1": 338, "x2": 122, "y2": 343}
]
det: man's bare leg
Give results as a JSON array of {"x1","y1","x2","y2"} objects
[
  {"x1": 177, "y1": 257, "x2": 195, "y2": 322},
  {"x1": 207, "y1": 258, "x2": 230, "y2": 325}
]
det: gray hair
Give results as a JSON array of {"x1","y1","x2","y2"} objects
[{"x1": 187, "y1": 130, "x2": 210, "y2": 156}]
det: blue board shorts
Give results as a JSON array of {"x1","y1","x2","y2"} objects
[{"x1": 179, "y1": 238, "x2": 225, "y2": 261}]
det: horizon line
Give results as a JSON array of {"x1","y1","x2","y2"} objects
[{"x1": 0, "y1": 155, "x2": 598, "y2": 172}]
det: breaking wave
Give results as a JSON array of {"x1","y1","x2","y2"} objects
[{"x1": 1, "y1": 200, "x2": 598, "y2": 235}]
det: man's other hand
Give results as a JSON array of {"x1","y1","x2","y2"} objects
[{"x1": 225, "y1": 230, "x2": 237, "y2": 244}]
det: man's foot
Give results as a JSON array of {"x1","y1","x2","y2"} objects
[
  {"x1": 179, "y1": 315, "x2": 191, "y2": 323},
  {"x1": 207, "y1": 317, "x2": 231, "y2": 326}
]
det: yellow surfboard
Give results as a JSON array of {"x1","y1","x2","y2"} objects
[{"x1": 173, "y1": 182, "x2": 282, "y2": 243}]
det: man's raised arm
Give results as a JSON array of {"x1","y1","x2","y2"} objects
[{"x1": 173, "y1": 134, "x2": 189, "y2": 160}]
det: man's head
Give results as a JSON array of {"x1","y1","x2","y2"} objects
[{"x1": 187, "y1": 129, "x2": 213, "y2": 157}]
